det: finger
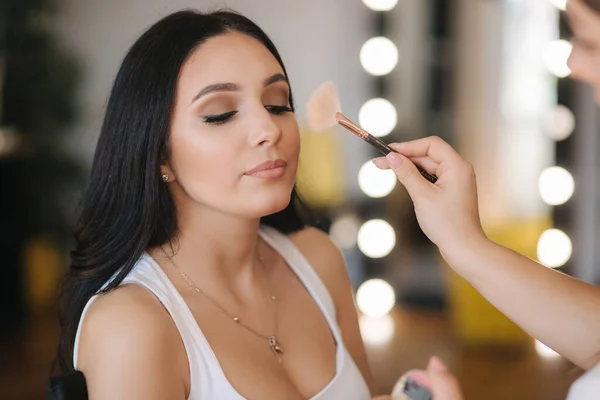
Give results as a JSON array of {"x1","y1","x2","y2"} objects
[
  {"x1": 428, "y1": 372, "x2": 463, "y2": 400},
  {"x1": 427, "y1": 356, "x2": 448, "y2": 373},
  {"x1": 388, "y1": 136, "x2": 463, "y2": 165},
  {"x1": 406, "y1": 370, "x2": 431, "y2": 388},
  {"x1": 426, "y1": 357, "x2": 463, "y2": 400},
  {"x1": 373, "y1": 156, "x2": 440, "y2": 178},
  {"x1": 372, "y1": 157, "x2": 390, "y2": 169},
  {"x1": 411, "y1": 156, "x2": 439, "y2": 176},
  {"x1": 386, "y1": 152, "x2": 431, "y2": 198}
]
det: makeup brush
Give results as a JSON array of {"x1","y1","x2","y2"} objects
[{"x1": 306, "y1": 81, "x2": 438, "y2": 184}]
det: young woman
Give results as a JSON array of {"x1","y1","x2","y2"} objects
[
  {"x1": 56, "y1": 10, "x2": 391, "y2": 400},
  {"x1": 374, "y1": 0, "x2": 600, "y2": 398}
]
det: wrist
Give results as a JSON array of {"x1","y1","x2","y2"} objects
[{"x1": 438, "y1": 231, "x2": 496, "y2": 277}]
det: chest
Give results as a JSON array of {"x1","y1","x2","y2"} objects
[{"x1": 183, "y1": 269, "x2": 339, "y2": 400}]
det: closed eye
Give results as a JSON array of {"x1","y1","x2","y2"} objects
[
  {"x1": 265, "y1": 105, "x2": 293, "y2": 115},
  {"x1": 202, "y1": 111, "x2": 238, "y2": 125},
  {"x1": 202, "y1": 106, "x2": 292, "y2": 125}
]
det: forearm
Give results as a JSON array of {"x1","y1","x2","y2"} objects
[{"x1": 443, "y1": 238, "x2": 600, "y2": 370}]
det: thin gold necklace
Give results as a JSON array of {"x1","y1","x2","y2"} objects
[{"x1": 163, "y1": 246, "x2": 284, "y2": 361}]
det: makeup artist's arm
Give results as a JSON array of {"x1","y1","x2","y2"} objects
[
  {"x1": 373, "y1": 136, "x2": 600, "y2": 371},
  {"x1": 290, "y1": 228, "x2": 379, "y2": 396}
]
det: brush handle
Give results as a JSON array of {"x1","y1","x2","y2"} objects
[{"x1": 366, "y1": 135, "x2": 438, "y2": 184}]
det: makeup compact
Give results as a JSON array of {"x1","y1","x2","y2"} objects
[{"x1": 391, "y1": 371, "x2": 433, "y2": 400}]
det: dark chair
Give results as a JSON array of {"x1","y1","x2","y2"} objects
[{"x1": 47, "y1": 371, "x2": 88, "y2": 400}]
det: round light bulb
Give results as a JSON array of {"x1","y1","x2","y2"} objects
[
  {"x1": 357, "y1": 219, "x2": 396, "y2": 258},
  {"x1": 543, "y1": 40, "x2": 572, "y2": 78},
  {"x1": 538, "y1": 166, "x2": 574, "y2": 206},
  {"x1": 537, "y1": 229, "x2": 572, "y2": 268},
  {"x1": 362, "y1": 0, "x2": 399, "y2": 11},
  {"x1": 535, "y1": 340, "x2": 561, "y2": 358},
  {"x1": 360, "y1": 37, "x2": 399, "y2": 76},
  {"x1": 548, "y1": 0, "x2": 567, "y2": 11},
  {"x1": 358, "y1": 98, "x2": 397, "y2": 137},
  {"x1": 359, "y1": 314, "x2": 395, "y2": 345},
  {"x1": 542, "y1": 105, "x2": 575, "y2": 141},
  {"x1": 329, "y1": 214, "x2": 361, "y2": 249},
  {"x1": 358, "y1": 161, "x2": 397, "y2": 198},
  {"x1": 356, "y1": 279, "x2": 396, "y2": 317}
]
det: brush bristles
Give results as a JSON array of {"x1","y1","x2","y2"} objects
[{"x1": 306, "y1": 81, "x2": 341, "y2": 133}]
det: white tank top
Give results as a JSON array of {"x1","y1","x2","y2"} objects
[
  {"x1": 73, "y1": 225, "x2": 371, "y2": 400},
  {"x1": 566, "y1": 363, "x2": 600, "y2": 400}
]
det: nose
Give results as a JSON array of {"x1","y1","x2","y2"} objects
[{"x1": 248, "y1": 106, "x2": 282, "y2": 147}]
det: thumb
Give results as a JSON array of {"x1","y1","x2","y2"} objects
[
  {"x1": 386, "y1": 151, "x2": 429, "y2": 198},
  {"x1": 426, "y1": 357, "x2": 463, "y2": 400},
  {"x1": 427, "y1": 356, "x2": 448, "y2": 373}
]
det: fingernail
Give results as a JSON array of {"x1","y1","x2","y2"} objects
[
  {"x1": 386, "y1": 152, "x2": 403, "y2": 168},
  {"x1": 407, "y1": 370, "x2": 430, "y2": 387},
  {"x1": 372, "y1": 157, "x2": 386, "y2": 167}
]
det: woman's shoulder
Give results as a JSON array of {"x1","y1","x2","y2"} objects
[
  {"x1": 78, "y1": 284, "x2": 177, "y2": 361},
  {"x1": 288, "y1": 226, "x2": 345, "y2": 266},
  {"x1": 83, "y1": 284, "x2": 170, "y2": 334},
  {"x1": 76, "y1": 284, "x2": 188, "y2": 397},
  {"x1": 287, "y1": 226, "x2": 351, "y2": 302}
]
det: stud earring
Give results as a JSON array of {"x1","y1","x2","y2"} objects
[{"x1": 161, "y1": 173, "x2": 169, "y2": 182}]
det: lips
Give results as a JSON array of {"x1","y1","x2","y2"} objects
[{"x1": 245, "y1": 159, "x2": 287, "y2": 175}]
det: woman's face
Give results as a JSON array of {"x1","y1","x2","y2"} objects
[
  {"x1": 567, "y1": 0, "x2": 600, "y2": 104},
  {"x1": 165, "y1": 32, "x2": 300, "y2": 220}
]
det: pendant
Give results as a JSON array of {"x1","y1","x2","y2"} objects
[{"x1": 269, "y1": 335, "x2": 284, "y2": 359}]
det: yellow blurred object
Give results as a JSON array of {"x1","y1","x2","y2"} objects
[
  {"x1": 23, "y1": 236, "x2": 63, "y2": 312},
  {"x1": 296, "y1": 128, "x2": 346, "y2": 208},
  {"x1": 446, "y1": 215, "x2": 552, "y2": 345}
]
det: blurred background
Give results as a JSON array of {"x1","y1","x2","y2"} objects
[{"x1": 1, "y1": 0, "x2": 599, "y2": 398}]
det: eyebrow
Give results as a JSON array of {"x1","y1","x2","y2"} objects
[
  {"x1": 264, "y1": 73, "x2": 288, "y2": 86},
  {"x1": 190, "y1": 73, "x2": 289, "y2": 104}
]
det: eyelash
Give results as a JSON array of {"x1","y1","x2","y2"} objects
[
  {"x1": 203, "y1": 111, "x2": 237, "y2": 125},
  {"x1": 202, "y1": 105, "x2": 293, "y2": 125},
  {"x1": 266, "y1": 105, "x2": 293, "y2": 115}
]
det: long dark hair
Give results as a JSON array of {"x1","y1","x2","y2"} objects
[{"x1": 55, "y1": 9, "x2": 312, "y2": 374}]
